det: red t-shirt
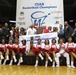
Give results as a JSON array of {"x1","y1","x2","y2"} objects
[{"x1": 43, "y1": 29, "x2": 49, "y2": 33}]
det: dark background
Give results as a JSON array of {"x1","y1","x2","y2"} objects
[{"x1": 0, "y1": 0, "x2": 76, "y2": 25}]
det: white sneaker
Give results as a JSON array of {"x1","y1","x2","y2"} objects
[
  {"x1": 0, "y1": 60, "x2": 1, "y2": 65},
  {"x1": 9, "y1": 63, "x2": 12, "y2": 66},
  {"x1": 52, "y1": 65, "x2": 55, "y2": 67},
  {"x1": 17, "y1": 59, "x2": 21, "y2": 66},
  {"x1": 3, "y1": 60, "x2": 6, "y2": 65},
  {"x1": 17, "y1": 63, "x2": 20, "y2": 66},
  {"x1": 34, "y1": 64, "x2": 38, "y2": 67},
  {"x1": 67, "y1": 65, "x2": 71, "y2": 68},
  {"x1": 71, "y1": 65, "x2": 75, "y2": 68},
  {"x1": 9, "y1": 60, "x2": 13, "y2": 66},
  {"x1": 45, "y1": 64, "x2": 48, "y2": 67},
  {"x1": 3, "y1": 63, "x2": 5, "y2": 65},
  {"x1": 56, "y1": 65, "x2": 60, "y2": 67}
]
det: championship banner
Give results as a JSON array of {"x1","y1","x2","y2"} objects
[
  {"x1": 19, "y1": 32, "x2": 58, "y2": 52},
  {"x1": 16, "y1": 0, "x2": 64, "y2": 28}
]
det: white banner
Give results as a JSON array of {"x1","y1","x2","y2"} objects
[
  {"x1": 19, "y1": 32, "x2": 58, "y2": 52},
  {"x1": 16, "y1": 0, "x2": 64, "y2": 28}
]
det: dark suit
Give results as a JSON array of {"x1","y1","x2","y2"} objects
[{"x1": 64, "y1": 25, "x2": 73, "y2": 42}]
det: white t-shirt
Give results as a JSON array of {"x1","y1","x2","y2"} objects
[
  {"x1": 26, "y1": 28, "x2": 36, "y2": 35},
  {"x1": 10, "y1": 30, "x2": 13, "y2": 36}
]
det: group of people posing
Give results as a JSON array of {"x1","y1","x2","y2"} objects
[
  {"x1": 31, "y1": 37, "x2": 76, "y2": 68},
  {"x1": 0, "y1": 37, "x2": 76, "y2": 68},
  {"x1": 0, "y1": 39, "x2": 26, "y2": 66}
]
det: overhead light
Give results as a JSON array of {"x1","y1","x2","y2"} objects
[{"x1": 9, "y1": 20, "x2": 16, "y2": 23}]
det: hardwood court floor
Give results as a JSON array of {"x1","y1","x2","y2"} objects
[{"x1": 0, "y1": 65, "x2": 76, "y2": 75}]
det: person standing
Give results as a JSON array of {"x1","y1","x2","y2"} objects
[
  {"x1": 0, "y1": 28, "x2": 3, "y2": 43},
  {"x1": 26, "y1": 25, "x2": 36, "y2": 35},
  {"x1": 42, "y1": 26, "x2": 50, "y2": 33},
  {"x1": 9, "y1": 27, "x2": 15, "y2": 40},
  {"x1": 2, "y1": 23, "x2": 10, "y2": 43},
  {"x1": 72, "y1": 23, "x2": 76, "y2": 43},
  {"x1": 64, "y1": 21, "x2": 73, "y2": 42},
  {"x1": 58, "y1": 24, "x2": 64, "y2": 39},
  {"x1": 34, "y1": 24, "x2": 43, "y2": 34}
]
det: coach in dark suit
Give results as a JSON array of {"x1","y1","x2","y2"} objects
[
  {"x1": 64, "y1": 21, "x2": 73, "y2": 42},
  {"x1": 2, "y1": 23, "x2": 10, "y2": 43}
]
